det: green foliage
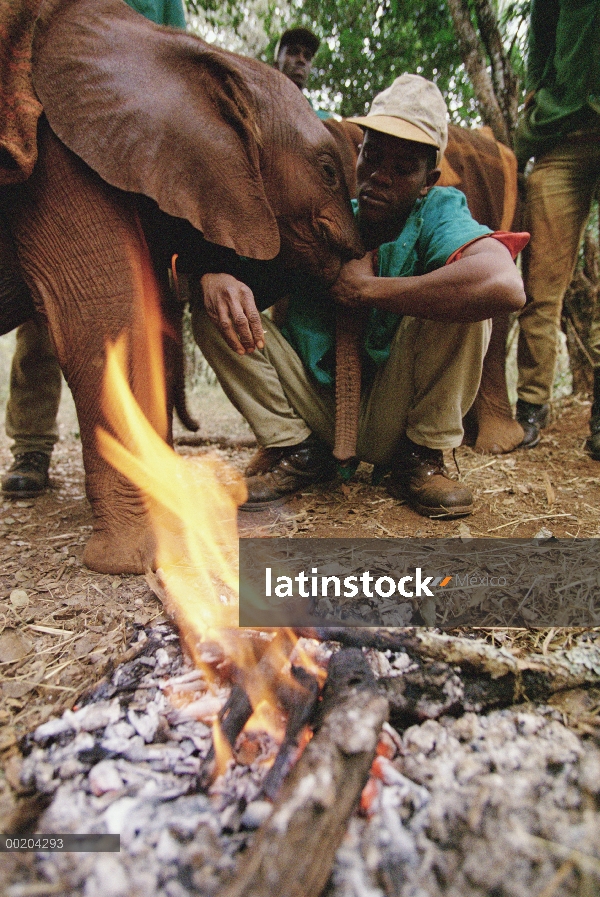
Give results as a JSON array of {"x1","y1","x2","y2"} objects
[
  {"x1": 498, "y1": 0, "x2": 529, "y2": 82},
  {"x1": 285, "y1": 0, "x2": 475, "y2": 120},
  {"x1": 184, "y1": 0, "x2": 527, "y2": 124}
]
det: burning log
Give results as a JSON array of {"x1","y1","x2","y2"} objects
[
  {"x1": 215, "y1": 683, "x2": 253, "y2": 749},
  {"x1": 261, "y1": 664, "x2": 320, "y2": 800},
  {"x1": 220, "y1": 649, "x2": 389, "y2": 897},
  {"x1": 201, "y1": 630, "x2": 319, "y2": 787}
]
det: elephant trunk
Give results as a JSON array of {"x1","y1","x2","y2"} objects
[{"x1": 333, "y1": 305, "x2": 368, "y2": 462}]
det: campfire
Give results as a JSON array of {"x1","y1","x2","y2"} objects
[{"x1": 86, "y1": 252, "x2": 391, "y2": 894}]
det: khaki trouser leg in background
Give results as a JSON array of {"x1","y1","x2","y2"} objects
[
  {"x1": 589, "y1": 305, "x2": 600, "y2": 370},
  {"x1": 5, "y1": 319, "x2": 62, "y2": 457},
  {"x1": 192, "y1": 305, "x2": 490, "y2": 468},
  {"x1": 518, "y1": 134, "x2": 600, "y2": 405}
]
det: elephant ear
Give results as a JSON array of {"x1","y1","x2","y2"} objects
[{"x1": 32, "y1": 0, "x2": 280, "y2": 259}]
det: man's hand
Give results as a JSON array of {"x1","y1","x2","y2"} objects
[
  {"x1": 201, "y1": 273, "x2": 265, "y2": 354},
  {"x1": 329, "y1": 252, "x2": 376, "y2": 308}
]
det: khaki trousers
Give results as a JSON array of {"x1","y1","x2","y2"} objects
[
  {"x1": 5, "y1": 319, "x2": 62, "y2": 456},
  {"x1": 519, "y1": 130, "x2": 600, "y2": 403},
  {"x1": 193, "y1": 306, "x2": 490, "y2": 467}
]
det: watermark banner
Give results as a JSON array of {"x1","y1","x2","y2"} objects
[
  {"x1": 0, "y1": 834, "x2": 120, "y2": 852},
  {"x1": 239, "y1": 538, "x2": 600, "y2": 628}
]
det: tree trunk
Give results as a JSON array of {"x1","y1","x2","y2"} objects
[
  {"x1": 446, "y1": 0, "x2": 512, "y2": 145},
  {"x1": 472, "y1": 0, "x2": 519, "y2": 141}
]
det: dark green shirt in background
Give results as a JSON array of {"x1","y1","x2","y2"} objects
[
  {"x1": 124, "y1": 0, "x2": 186, "y2": 28},
  {"x1": 515, "y1": 0, "x2": 600, "y2": 167}
]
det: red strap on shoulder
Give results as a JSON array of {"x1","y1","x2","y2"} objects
[{"x1": 445, "y1": 231, "x2": 529, "y2": 264}]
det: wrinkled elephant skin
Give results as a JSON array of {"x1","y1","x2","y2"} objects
[{"x1": 0, "y1": 0, "x2": 362, "y2": 573}]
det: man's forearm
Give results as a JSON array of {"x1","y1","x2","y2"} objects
[{"x1": 333, "y1": 239, "x2": 526, "y2": 322}]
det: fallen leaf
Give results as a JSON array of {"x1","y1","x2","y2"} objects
[
  {"x1": 134, "y1": 611, "x2": 153, "y2": 625},
  {"x1": 73, "y1": 634, "x2": 100, "y2": 658},
  {"x1": 9, "y1": 589, "x2": 29, "y2": 608},
  {"x1": 0, "y1": 629, "x2": 32, "y2": 663},
  {"x1": 4, "y1": 753, "x2": 24, "y2": 792},
  {"x1": 2, "y1": 679, "x2": 35, "y2": 698},
  {"x1": 458, "y1": 522, "x2": 473, "y2": 540},
  {"x1": 0, "y1": 726, "x2": 18, "y2": 751},
  {"x1": 420, "y1": 597, "x2": 437, "y2": 626}
]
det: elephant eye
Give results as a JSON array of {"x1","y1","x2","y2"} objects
[{"x1": 321, "y1": 159, "x2": 339, "y2": 188}]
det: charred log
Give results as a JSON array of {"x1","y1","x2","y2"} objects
[
  {"x1": 260, "y1": 665, "x2": 319, "y2": 800},
  {"x1": 220, "y1": 649, "x2": 389, "y2": 897}
]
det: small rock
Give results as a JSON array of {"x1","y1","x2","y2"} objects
[
  {"x1": 34, "y1": 716, "x2": 72, "y2": 743},
  {"x1": 65, "y1": 698, "x2": 122, "y2": 732},
  {"x1": 128, "y1": 704, "x2": 160, "y2": 743},
  {"x1": 89, "y1": 759, "x2": 125, "y2": 796},
  {"x1": 241, "y1": 800, "x2": 273, "y2": 829}
]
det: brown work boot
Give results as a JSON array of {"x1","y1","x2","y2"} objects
[
  {"x1": 245, "y1": 446, "x2": 287, "y2": 478},
  {"x1": 241, "y1": 435, "x2": 337, "y2": 511},
  {"x1": 388, "y1": 436, "x2": 473, "y2": 518}
]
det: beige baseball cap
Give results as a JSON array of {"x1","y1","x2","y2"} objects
[{"x1": 347, "y1": 74, "x2": 449, "y2": 166}]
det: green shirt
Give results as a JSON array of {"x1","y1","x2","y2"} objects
[
  {"x1": 515, "y1": 0, "x2": 600, "y2": 166},
  {"x1": 281, "y1": 187, "x2": 491, "y2": 388},
  {"x1": 307, "y1": 97, "x2": 332, "y2": 121},
  {"x1": 124, "y1": 0, "x2": 186, "y2": 28}
]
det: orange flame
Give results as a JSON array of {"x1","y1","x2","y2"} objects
[
  {"x1": 212, "y1": 718, "x2": 234, "y2": 777},
  {"x1": 97, "y1": 238, "x2": 245, "y2": 645},
  {"x1": 96, "y1": 235, "x2": 322, "y2": 771}
]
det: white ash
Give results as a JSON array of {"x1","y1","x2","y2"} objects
[
  {"x1": 8, "y1": 624, "x2": 600, "y2": 897},
  {"x1": 11, "y1": 622, "x2": 280, "y2": 896},
  {"x1": 331, "y1": 708, "x2": 600, "y2": 897}
]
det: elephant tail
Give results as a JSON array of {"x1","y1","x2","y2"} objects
[
  {"x1": 162, "y1": 290, "x2": 199, "y2": 434},
  {"x1": 171, "y1": 320, "x2": 199, "y2": 433},
  {"x1": 175, "y1": 390, "x2": 199, "y2": 433}
]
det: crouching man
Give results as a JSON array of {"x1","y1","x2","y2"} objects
[{"x1": 193, "y1": 75, "x2": 527, "y2": 518}]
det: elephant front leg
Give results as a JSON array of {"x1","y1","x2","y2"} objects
[
  {"x1": 471, "y1": 314, "x2": 524, "y2": 454},
  {"x1": 11, "y1": 127, "x2": 170, "y2": 573}
]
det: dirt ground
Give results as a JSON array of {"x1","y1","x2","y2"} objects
[{"x1": 0, "y1": 365, "x2": 599, "y2": 826}]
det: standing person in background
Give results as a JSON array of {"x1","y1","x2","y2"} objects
[
  {"x1": 1, "y1": 0, "x2": 187, "y2": 498},
  {"x1": 514, "y1": 0, "x2": 600, "y2": 455},
  {"x1": 273, "y1": 26, "x2": 331, "y2": 120}
]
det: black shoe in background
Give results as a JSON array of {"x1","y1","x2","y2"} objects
[
  {"x1": 586, "y1": 413, "x2": 600, "y2": 461},
  {"x1": 1, "y1": 451, "x2": 51, "y2": 497},
  {"x1": 516, "y1": 399, "x2": 550, "y2": 448}
]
